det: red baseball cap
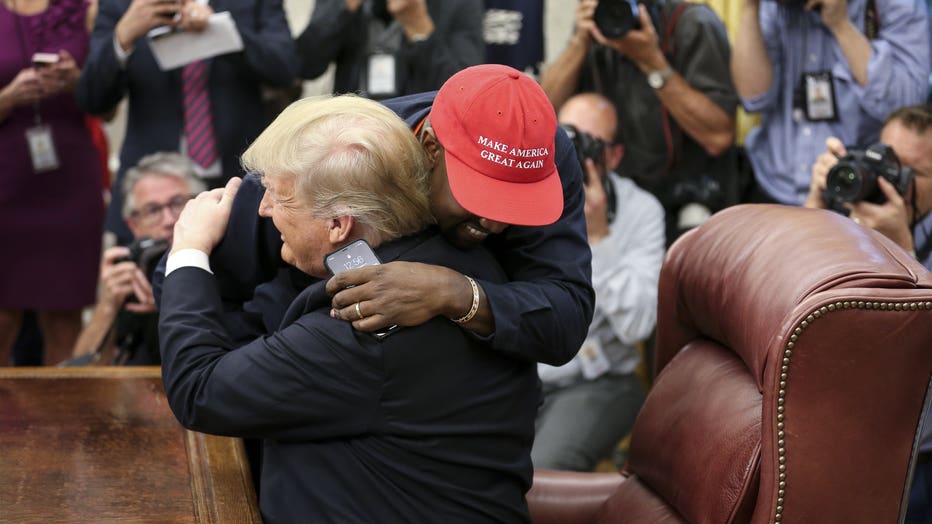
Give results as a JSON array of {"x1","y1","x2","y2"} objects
[{"x1": 430, "y1": 64, "x2": 562, "y2": 227}]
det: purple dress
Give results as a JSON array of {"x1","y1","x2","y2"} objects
[{"x1": 0, "y1": 0, "x2": 103, "y2": 309}]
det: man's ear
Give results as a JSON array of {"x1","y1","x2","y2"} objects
[
  {"x1": 420, "y1": 127, "x2": 443, "y2": 170},
  {"x1": 328, "y1": 215, "x2": 355, "y2": 243}
]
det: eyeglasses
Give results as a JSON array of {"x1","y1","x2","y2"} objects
[{"x1": 130, "y1": 195, "x2": 192, "y2": 225}]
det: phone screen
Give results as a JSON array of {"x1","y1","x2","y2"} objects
[
  {"x1": 32, "y1": 52, "x2": 59, "y2": 67},
  {"x1": 324, "y1": 239, "x2": 381, "y2": 275},
  {"x1": 323, "y1": 239, "x2": 400, "y2": 339}
]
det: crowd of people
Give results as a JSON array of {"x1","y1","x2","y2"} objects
[{"x1": 1, "y1": 0, "x2": 930, "y2": 521}]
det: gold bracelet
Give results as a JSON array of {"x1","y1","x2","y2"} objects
[{"x1": 451, "y1": 275, "x2": 479, "y2": 324}]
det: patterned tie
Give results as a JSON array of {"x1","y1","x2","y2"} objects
[{"x1": 182, "y1": 60, "x2": 218, "y2": 168}]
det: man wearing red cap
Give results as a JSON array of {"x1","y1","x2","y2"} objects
[{"x1": 157, "y1": 64, "x2": 593, "y2": 368}]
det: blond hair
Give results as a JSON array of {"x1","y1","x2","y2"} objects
[{"x1": 241, "y1": 95, "x2": 432, "y2": 243}]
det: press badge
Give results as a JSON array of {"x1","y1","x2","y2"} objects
[
  {"x1": 25, "y1": 125, "x2": 60, "y2": 172},
  {"x1": 367, "y1": 53, "x2": 396, "y2": 97},
  {"x1": 802, "y1": 71, "x2": 837, "y2": 121},
  {"x1": 578, "y1": 338, "x2": 610, "y2": 380}
]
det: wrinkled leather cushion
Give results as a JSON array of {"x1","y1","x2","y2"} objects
[
  {"x1": 626, "y1": 340, "x2": 761, "y2": 524},
  {"x1": 596, "y1": 475, "x2": 686, "y2": 524}
]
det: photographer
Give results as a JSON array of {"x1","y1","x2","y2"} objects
[
  {"x1": 802, "y1": 104, "x2": 932, "y2": 523},
  {"x1": 732, "y1": 0, "x2": 929, "y2": 205},
  {"x1": 534, "y1": 92, "x2": 665, "y2": 471},
  {"x1": 71, "y1": 153, "x2": 204, "y2": 365},
  {"x1": 540, "y1": 0, "x2": 739, "y2": 244},
  {"x1": 804, "y1": 105, "x2": 931, "y2": 261}
]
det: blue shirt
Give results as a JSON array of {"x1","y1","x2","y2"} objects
[{"x1": 742, "y1": 0, "x2": 930, "y2": 204}]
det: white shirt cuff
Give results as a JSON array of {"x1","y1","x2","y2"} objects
[
  {"x1": 166, "y1": 249, "x2": 213, "y2": 276},
  {"x1": 112, "y1": 34, "x2": 133, "y2": 67}
]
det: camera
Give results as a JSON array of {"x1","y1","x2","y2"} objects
[
  {"x1": 822, "y1": 143, "x2": 913, "y2": 213},
  {"x1": 122, "y1": 237, "x2": 170, "y2": 282},
  {"x1": 594, "y1": 0, "x2": 642, "y2": 39},
  {"x1": 562, "y1": 124, "x2": 606, "y2": 169},
  {"x1": 561, "y1": 124, "x2": 617, "y2": 223}
]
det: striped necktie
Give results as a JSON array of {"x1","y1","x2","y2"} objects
[{"x1": 182, "y1": 60, "x2": 218, "y2": 168}]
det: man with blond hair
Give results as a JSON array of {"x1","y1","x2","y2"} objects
[{"x1": 158, "y1": 95, "x2": 539, "y2": 523}]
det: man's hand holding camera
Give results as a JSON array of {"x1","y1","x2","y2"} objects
[
  {"x1": 806, "y1": 0, "x2": 850, "y2": 33},
  {"x1": 583, "y1": 159, "x2": 611, "y2": 244},
  {"x1": 591, "y1": 4, "x2": 666, "y2": 74},
  {"x1": 572, "y1": 0, "x2": 599, "y2": 48},
  {"x1": 99, "y1": 246, "x2": 157, "y2": 314},
  {"x1": 805, "y1": 136, "x2": 916, "y2": 253}
]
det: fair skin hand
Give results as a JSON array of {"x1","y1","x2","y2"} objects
[
  {"x1": 171, "y1": 177, "x2": 241, "y2": 255},
  {"x1": 99, "y1": 246, "x2": 158, "y2": 314},
  {"x1": 343, "y1": 0, "x2": 363, "y2": 12},
  {"x1": 846, "y1": 178, "x2": 915, "y2": 251},
  {"x1": 35, "y1": 50, "x2": 81, "y2": 97},
  {"x1": 179, "y1": 0, "x2": 213, "y2": 32},
  {"x1": 804, "y1": 136, "x2": 848, "y2": 208},
  {"x1": 591, "y1": 4, "x2": 664, "y2": 73},
  {"x1": 115, "y1": 0, "x2": 182, "y2": 51},
  {"x1": 0, "y1": 68, "x2": 43, "y2": 121},
  {"x1": 583, "y1": 159, "x2": 610, "y2": 243},
  {"x1": 387, "y1": 0, "x2": 434, "y2": 41},
  {"x1": 805, "y1": 136, "x2": 915, "y2": 252},
  {"x1": 591, "y1": 5, "x2": 735, "y2": 155},
  {"x1": 71, "y1": 247, "x2": 154, "y2": 359}
]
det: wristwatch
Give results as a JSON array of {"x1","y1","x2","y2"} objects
[{"x1": 647, "y1": 66, "x2": 674, "y2": 90}]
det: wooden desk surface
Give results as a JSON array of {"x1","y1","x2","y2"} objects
[{"x1": 0, "y1": 367, "x2": 261, "y2": 523}]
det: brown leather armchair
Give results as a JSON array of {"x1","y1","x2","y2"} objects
[{"x1": 528, "y1": 204, "x2": 932, "y2": 524}]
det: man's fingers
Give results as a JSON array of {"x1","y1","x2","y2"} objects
[
  {"x1": 325, "y1": 266, "x2": 380, "y2": 296},
  {"x1": 877, "y1": 177, "x2": 904, "y2": 206},
  {"x1": 328, "y1": 300, "x2": 390, "y2": 332},
  {"x1": 220, "y1": 177, "x2": 242, "y2": 207},
  {"x1": 637, "y1": 3, "x2": 654, "y2": 32},
  {"x1": 103, "y1": 246, "x2": 131, "y2": 264},
  {"x1": 825, "y1": 136, "x2": 846, "y2": 158}
]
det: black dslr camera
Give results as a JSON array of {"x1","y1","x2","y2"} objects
[
  {"x1": 122, "y1": 237, "x2": 170, "y2": 281},
  {"x1": 562, "y1": 124, "x2": 617, "y2": 223},
  {"x1": 594, "y1": 0, "x2": 641, "y2": 38},
  {"x1": 822, "y1": 143, "x2": 913, "y2": 214}
]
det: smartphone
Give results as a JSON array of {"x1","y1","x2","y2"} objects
[
  {"x1": 323, "y1": 239, "x2": 400, "y2": 339},
  {"x1": 324, "y1": 239, "x2": 381, "y2": 276},
  {"x1": 32, "y1": 52, "x2": 60, "y2": 68}
]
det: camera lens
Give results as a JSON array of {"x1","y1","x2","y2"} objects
[
  {"x1": 825, "y1": 163, "x2": 875, "y2": 204},
  {"x1": 594, "y1": 0, "x2": 640, "y2": 39}
]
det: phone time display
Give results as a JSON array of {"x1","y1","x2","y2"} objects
[
  {"x1": 324, "y1": 239, "x2": 382, "y2": 276},
  {"x1": 341, "y1": 255, "x2": 369, "y2": 271}
]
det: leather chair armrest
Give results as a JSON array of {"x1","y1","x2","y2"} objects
[{"x1": 527, "y1": 469, "x2": 626, "y2": 524}]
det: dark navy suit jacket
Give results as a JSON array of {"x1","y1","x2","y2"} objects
[
  {"x1": 190, "y1": 92, "x2": 594, "y2": 366},
  {"x1": 77, "y1": 0, "x2": 297, "y2": 243},
  {"x1": 160, "y1": 231, "x2": 539, "y2": 523}
]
